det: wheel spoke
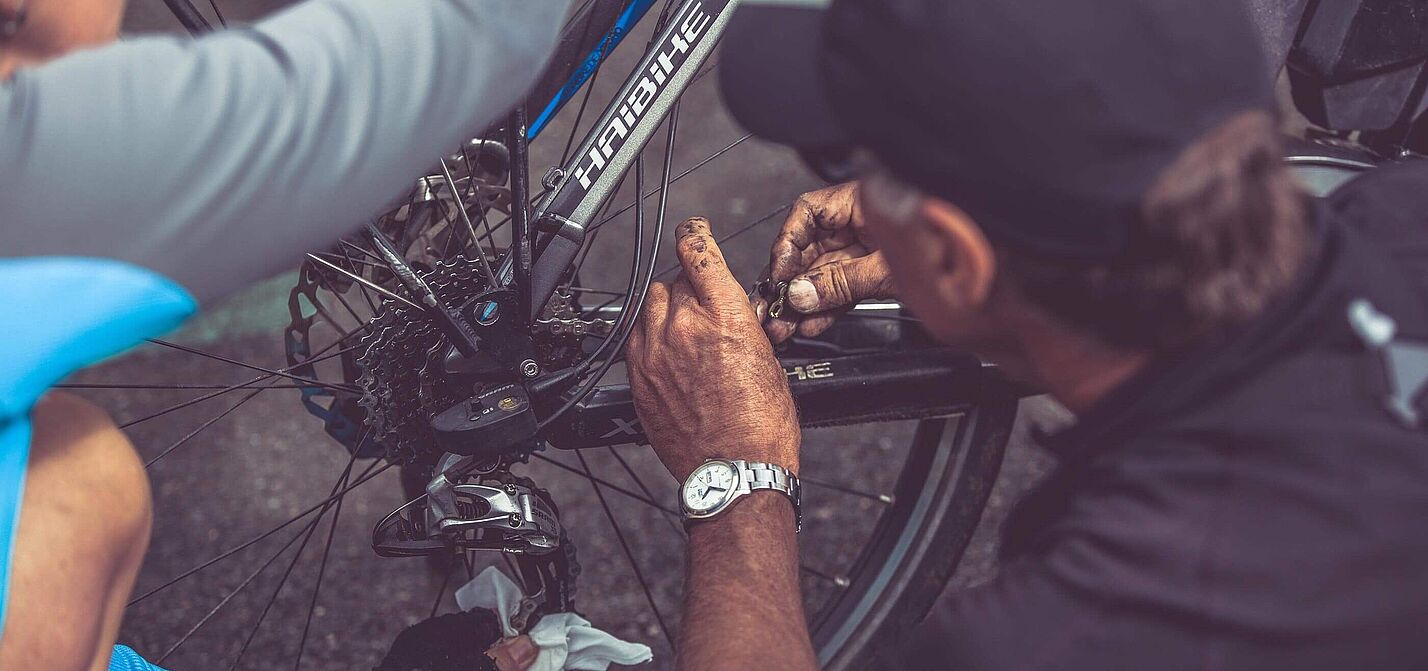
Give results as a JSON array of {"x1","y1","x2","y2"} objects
[
  {"x1": 588, "y1": 134, "x2": 752, "y2": 233},
  {"x1": 156, "y1": 518, "x2": 313, "y2": 664},
  {"x1": 532, "y1": 453, "x2": 678, "y2": 516},
  {"x1": 292, "y1": 450, "x2": 359, "y2": 670},
  {"x1": 118, "y1": 342, "x2": 362, "y2": 429},
  {"x1": 801, "y1": 475, "x2": 893, "y2": 504},
  {"x1": 428, "y1": 560, "x2": 459, "y2": 619},
  {"x1": 651, "y1": 203, "x2": 791, "y2": 281},
  {"x1": 335, "y1": 244, "x2": 382, "y2": 314},
  {"x1": 439, "y1": 158, "x2": 499, "y2": 286},
  {"x1": 155, "y1": 450, "x2": 360, "y2": 666},
  {"x1": 228, "y1": 454, "x2": 357, "y2": 671},
  {"x1": 564, "y1": 286, "x2": 626, "y2": 297},
  {"x1": 800, "y1": 563, "x2": 850, "y2": 588},
  {"x1": 311, "y1": 264, "x2": 375, "y2": 332},
  {"x1": 557, "y1": 17, "x2": 613, "y2": 167},
  {"x1": 310, "y1": 251, "x2": 384, "y2": 271},
  {"x1": 128, "y1": 456, "x2": 390, "y2": 607},
  {"x1": 57, "y1": 382, "x2": 313, "y2": 390},
  {"x1": 305, "y1": 253, "x2": 423, "y2": 311},
  {"x1": 146, "y1": 338, "x2": 362, "y2": 393},
  {"x1": 457, "y1": 141, "x2": 501, "y2": 256},
  {"x1": 607, "y1": 447, "x2": 682, "y2": 536},
  {"x1": 144, "y1": 386, "x2": 264, "y2": 468},
  {"x1": 337, "y1": 239, "x2": 390, "y2": 266},
  {"x1": 575, "y1": 450, "x2": 674, "y2": 649}
]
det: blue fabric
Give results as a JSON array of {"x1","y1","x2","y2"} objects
[
  {"x1": 0, "y1": 257, "x2": 196, "y2": 636},
  {"x1": 0, "y1": 421, "x2": 30, "y2": 646},
  {"x1": 108, "y1": 644, "x2": 170, "y2": 671}
]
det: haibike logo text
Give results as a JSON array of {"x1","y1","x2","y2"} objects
[
  {"x1": 785, "y1": 361, "x2": 834, "y2": 381},
  {"x1": 572, "y1": 3, "x2": 712, "y2": 190}
]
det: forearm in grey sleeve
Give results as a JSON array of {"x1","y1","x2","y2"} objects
[{"x1": 0, "y1": 0, "x2": 570, "y2": 303}]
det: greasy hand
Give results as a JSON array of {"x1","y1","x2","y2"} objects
[
  {"x1": 754, "y1": 182, "x2": 896, "y2": 344},
  {"x1": 627, "y1": 217, "x2": 800, "y2": 482}
]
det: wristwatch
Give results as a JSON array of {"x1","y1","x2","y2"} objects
[{"x1": 680, "y1": 459, "x2": 801, "y2": 532}]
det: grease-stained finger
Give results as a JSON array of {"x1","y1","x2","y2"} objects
[
  {"x1": 674, "y1": 217, "x2": 743, "y2": 304},
  {"x1": 768, "y1": 183, "x2": 863, "y2": 282}
]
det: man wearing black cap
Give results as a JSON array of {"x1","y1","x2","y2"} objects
[{"x1": 624, "y1": 0, "x2": 1428, "y2": 669}]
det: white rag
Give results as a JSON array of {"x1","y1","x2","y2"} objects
[{"x1": 455, "y1": 566, "x2": 654, "y2": 671}]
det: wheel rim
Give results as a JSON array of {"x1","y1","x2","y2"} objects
[{"x1": 82, "y1": 2, "x2": 1021, "y2": 667}]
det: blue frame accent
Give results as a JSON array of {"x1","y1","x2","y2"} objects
[{"x1": 528, "y1": 0, "x2": 660, "y2": 140}]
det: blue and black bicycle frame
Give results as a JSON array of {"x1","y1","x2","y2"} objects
[{"x1": 488, "y1": 0, "x2": 1026, "y2": 449}]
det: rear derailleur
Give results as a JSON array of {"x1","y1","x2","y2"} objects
[
  {"x1": 372, "y1": 448, "x2": 579, "y2": 622},
  {"x1": 373, "y1": 452, "x2": 560, "y2": 558}
]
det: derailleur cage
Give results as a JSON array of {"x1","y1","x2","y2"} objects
[{"x1": 372, "y1": 454, "x2": 560, "y2": 558}]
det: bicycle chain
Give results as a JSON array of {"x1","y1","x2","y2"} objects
[{"x1": 533, "y1": 315, "x2": 615, "y2": 338}]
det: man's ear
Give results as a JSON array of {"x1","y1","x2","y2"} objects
[{"x1": 917, "y1": 197, "x2": 996, "y2": 313}]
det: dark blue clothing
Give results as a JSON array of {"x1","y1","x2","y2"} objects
[{"x1": 897, "y1": 160, "x2": 1428, "y2": 670}]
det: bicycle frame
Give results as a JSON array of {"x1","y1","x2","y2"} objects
[
  {"x1": 492, "y1": 0, "x2": 1028, "y2": 442},
  {"x1": 548, "y1": 347, "x2": 1022, "y2": 449},
  {"x1": 168, "y1": 0, "x2": 1026, "y2": 446},
  {"x1": 498, "y1": 0, "x2": 738, "y2": 320}
]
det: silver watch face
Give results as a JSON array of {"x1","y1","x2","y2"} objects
[{"x1": 683, "y1": 460, "x2": 738, "y2": 515}]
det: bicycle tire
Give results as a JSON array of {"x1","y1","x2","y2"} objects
[
  {"x1": 525, "y1": 5, "x2": 1022, "y2": 649},
  {"x1": 125, "y1": 2, "x2": 1020, "y2": 669}
]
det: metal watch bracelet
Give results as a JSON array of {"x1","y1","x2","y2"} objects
[{"x1": 682, "y1": 459, "x2": 802, "y2": 533}]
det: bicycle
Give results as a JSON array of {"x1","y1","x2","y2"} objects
[
  {"x1": 82, "y1": 0, "x2": 1417, "y2": 668},
  {"x1": 82, "y1": 1, "x2": 1024, "y2": 668}
]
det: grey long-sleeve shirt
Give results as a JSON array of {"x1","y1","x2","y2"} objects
[
  {"x1": 0, "y1": 0, "x2": 567, "y2": 637},
  {"x1": 1, "y1": 0, "x2": 569, "y2": 302}
]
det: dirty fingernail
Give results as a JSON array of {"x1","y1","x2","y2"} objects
[
  {"x1": 677, "y1": 217, "x2": 710, "y2": 238},
  {"x1": 754, "y1": 301, "x2": 766, "y2": 321},
  {"x1": 787, "y1": 279, "x2": 818, "y2": 312}
]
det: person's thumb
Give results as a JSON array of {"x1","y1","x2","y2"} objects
[
  {"x1": 785, "y1": 252, "x2": 893, "y2": 314},
  {"x1": 488, "y1": 635, "x2": 538, "y2": 671}
]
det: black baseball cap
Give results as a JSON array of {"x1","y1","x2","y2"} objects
[{"x1": 720, "y1": 0, "x2": 1276, "y2": 259}]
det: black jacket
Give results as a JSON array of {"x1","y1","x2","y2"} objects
[{"x1": 899, "y1": 160, "x2": 1428, "y2": 670}]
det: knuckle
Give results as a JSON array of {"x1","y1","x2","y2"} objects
[
  {"x1": 669, "y1": 309, "x2": 699, "y2": 334},
  {"x1": 793, "y1": 194, "x2": 821, "y2": 222},
  {"x1": 770, "y1": 240, "x2": 799, "y2": 272},
  {"x1": 826, "y1": 265, "x2": 855, "y2": 305}
]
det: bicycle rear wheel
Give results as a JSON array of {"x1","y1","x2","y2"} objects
[{"x1": 93, "y1": 2, "x2": 1021, "y2": 669}]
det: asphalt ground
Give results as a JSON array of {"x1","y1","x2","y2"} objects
[{"x1": 67, "y1": 2, "x2": 1064, "y2": 668}]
